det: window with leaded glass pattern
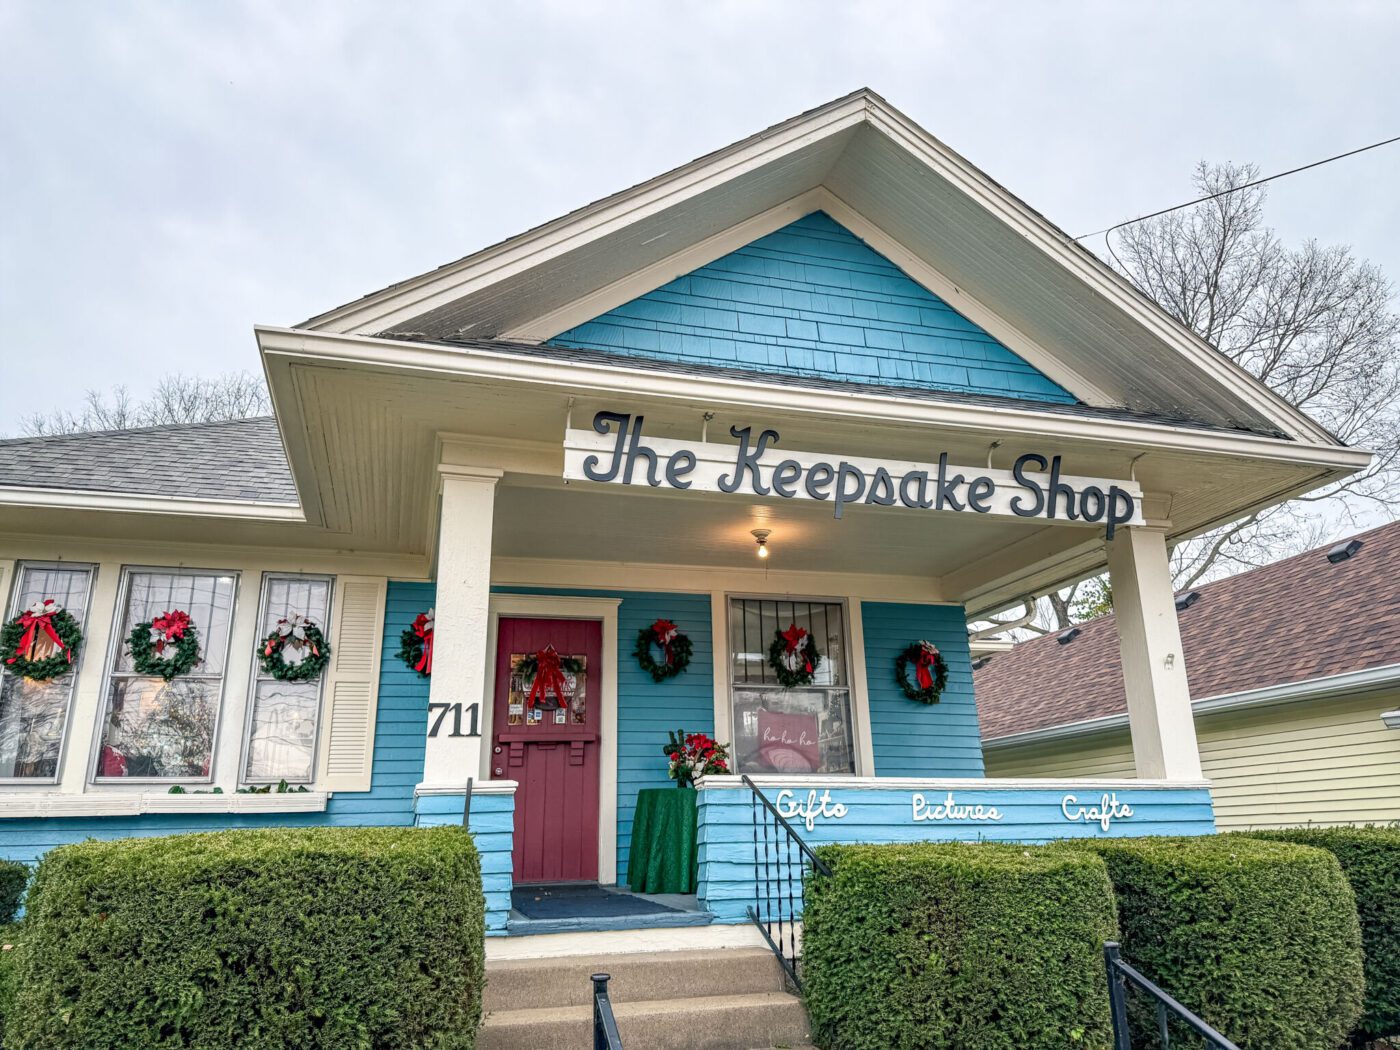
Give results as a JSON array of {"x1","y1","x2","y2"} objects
[
  {"x1": 727, "y1": 597, "x2": 856, "y2": 776},
  {"x1": 0, "y1": 562, "x2": 96, "y2": 781},
  {"x1": 242, "y1": 573, "x2": 333, "y2": 783},
  {"x1": 95, "y1": 568, "x2": 237, "y2": 781}
]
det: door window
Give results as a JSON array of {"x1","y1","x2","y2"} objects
[{"x1": 728, "y1": 598, "x2": 856, "y2": 775}]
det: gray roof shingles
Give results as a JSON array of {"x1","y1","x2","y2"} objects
[{"x1": 0, "y1": 417, "x2": 298, "y2": 504}]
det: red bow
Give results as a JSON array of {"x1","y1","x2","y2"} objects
[
  {"x1": 651, "y1": 618, "x2": 677, "y2": 661},
  {"x1": 8, "y1": 602, "x2": 68, "y2": 666},
  {"x1": 150, "y1": 610, "x2": 191, "y2": 655},
  {"x1": 914, "y1": 642, "x2": 940, "y2": 690},
  {"x1": 781, "y1": 623, "x2": 813, "y2": 673},
  {"x1": 412, "y1": 611, "x2": 434, "y2": 675},
  {"x1": 526, "y1": 645, "x2": 569, "y2": 709}
]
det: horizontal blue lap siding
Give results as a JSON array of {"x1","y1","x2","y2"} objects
[
  {"x1": 414, "y1": 791, "x2": 514, "y2": 935},
  {"x1": 551, "y1": 212, "x2": 1077, "y2": 405},
  {"x1": 696, "y1": 785, "x2": 1217, "y2": 924},
  {"x1": 861, "y1": 601, "x2": 984, "y2": 777},
  {"x1": 495, "y1": 588, "x2": 714, "y2": 882},
  {"x1": 0, "y1": 581, "x2": 430, "y2": 866}
]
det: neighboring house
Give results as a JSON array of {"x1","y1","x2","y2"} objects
[
  {"x1": 978, "y1": 520, "x2": 1400, "y2": 829},
  {"x1": 0, "y1": 90, "x2": 1371, "y2": 946}
]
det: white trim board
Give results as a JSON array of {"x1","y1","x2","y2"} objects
[
  {"x1": 0, "y1": 791, "x2": 330, "y2": 819},
  {"x1": 983, "y1": 662, "x2": 1400, "y2": 750},
  {"x1": 697, "y1": 775, "x2": 1211, "y2": 792},
  {"x1": 484, "y1": 594, "x2": 622, "y2": 884}
]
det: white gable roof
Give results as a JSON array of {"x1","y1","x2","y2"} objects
[{"x1": 299, "y1": 89, "x2": 1336, "y2": 444}]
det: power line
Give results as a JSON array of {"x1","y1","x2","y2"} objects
[{"x1": 1075, "y1": 134, "x2": 1400, "y2": 242}]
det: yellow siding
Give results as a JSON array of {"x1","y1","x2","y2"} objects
[{"x1": 985, "y1": 690, "x2": 1400, "y2": 829}]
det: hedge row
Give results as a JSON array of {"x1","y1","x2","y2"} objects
[
  {"x1": 4, "y1": 826, "x2": 486, "y2": 1050},
  {"x1": 1070, "y1": 836, "x2": 1364, "y2": 1050},
  {"x1": 803, "y1": 834, "x2": 1373, "y2": 1050},
  {"x1": 1247, "y1": 826, "x2": 1400, "y2": 1042},
  {"x1": 0, "y1": 863, "x2": 25, "y2": 926},
  {"x1": 802, "y1": 842, "x2": 1119, "y2": 1050}
]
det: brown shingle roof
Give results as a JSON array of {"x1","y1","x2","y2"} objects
[{"x1": 975, "y1": 519, "x2": 1400, "y2": 740}]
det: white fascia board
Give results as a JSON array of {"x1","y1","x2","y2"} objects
[
  {"x1": 303, "y1": 97, "x2": 870, "y2": 335},
  {"x1": 983, "y1": 661, "x2": 1400, "y2": 750},
  {"x1": 863, "y1": 102, "x2": 1341, "y2": 447},
  {"x1": 256, "y1": 326, "x2": 1369, "y2": 476},
  {"x1": 0, "y1": 485, "x2": 305, "y2": 522}
]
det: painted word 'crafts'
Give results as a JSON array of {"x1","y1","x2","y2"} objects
[
  {"x1": 911, "y1": 792, "x2": 1003, "y2": 822},
  {"x1": 1061, "y1": 792, "x2": 1135, "y2": 831},
  {"x1": 775, "y1": 788, "x2": 848, "y2": 832},
  {"x1": 564, "y1": 412, "x2": 1142, "y2": 537}
]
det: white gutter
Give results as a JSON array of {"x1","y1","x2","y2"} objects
[
  {"x1": 983, "y1": 661, "x2": 1400, "y2": 750},
  {"x1": 0, "y1": 485, "x2": 305, "y2": 522}
]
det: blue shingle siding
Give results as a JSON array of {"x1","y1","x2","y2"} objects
[
  {"x1": 551, "y1": 212, "x2": 1076, "y2": 404},
  {"x1": 861, "y1": 601, "x2": 985, "y2": 777},
  {"x1": 0, "y1": 581, "x2": 429, "y2": 866},
  {"x1": 415, "y1": 791, "x2": 513, "y2": 934},
  {"x1": 494, "y1": 588, "x2": 714, "y2": 881}
]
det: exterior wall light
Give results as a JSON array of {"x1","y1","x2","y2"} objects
[{"x1": 751, "y1": 529, "x2": 771, "y2": 559}]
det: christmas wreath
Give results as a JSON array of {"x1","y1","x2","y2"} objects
[
  {"x1": 895, "y1": 640, "x2": 949, "y2": 704},
  {"x1": 633, "y1": 618, "x2": 693, "y2": 683},
  {"x1": 1, "y1": 599, "x2": 83, "y2": 681},
  {"x1": 768, "y1": 623, "x2": 821, "y2": 688},
  {"x1": 128, "y1": 610, "x2": 201, "y2": 681},
  {"x1": 517, "y1": 644, "x2": 583, "y2": 709},
  {"x1": 397, "y1": 609, "x2": 434, "y2": 679},
  {"x1": 258, "y1": 612, "x2": 331, "y2": 682}
]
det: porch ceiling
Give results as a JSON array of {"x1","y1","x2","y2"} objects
[{"x1": 258, "y1": 331, "x2": 1364, "y2": 614}]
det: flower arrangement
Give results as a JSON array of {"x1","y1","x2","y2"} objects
[{"x1": 663, "y1": 729, "x2": 731, "y2": 787}]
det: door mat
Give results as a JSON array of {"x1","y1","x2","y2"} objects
[{"x1": 511, "y1": 882, "x2": 683, "y2": 920}]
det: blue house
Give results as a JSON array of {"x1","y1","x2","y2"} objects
[{"x1": 0, "y1": 90, "x2": 1366, "y2": 952}]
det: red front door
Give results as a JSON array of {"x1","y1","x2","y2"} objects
[{"x1": 491, "y1": 617, "x2": 602, "y2": 883}]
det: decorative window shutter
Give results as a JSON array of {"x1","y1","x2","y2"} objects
[{"x1": 318, "y1": 575, "x2": 387, "y2": 792}]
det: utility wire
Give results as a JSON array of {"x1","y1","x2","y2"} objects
[{"x1": 1075, "y1": 134, "x2": 1400, "y2": 242}]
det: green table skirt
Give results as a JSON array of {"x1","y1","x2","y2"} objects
[{"x1": 627, "y1": 786, "x2": 698, "y2": 894}]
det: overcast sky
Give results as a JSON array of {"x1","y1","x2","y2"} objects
[{"x1": 2, "y1": 1, "x2": 1397, "y2": 428}]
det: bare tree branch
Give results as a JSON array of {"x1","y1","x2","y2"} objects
[{"x1": 19, "y1": 372, "x2": 270, "y2": 437}]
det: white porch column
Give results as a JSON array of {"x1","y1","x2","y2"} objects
[
  {"x1": 421, "y1": 465, "x2": 502, "y2": 790},
  {"x1": 1106, "y1": 525, "x2": 1203, "y2": 780}
]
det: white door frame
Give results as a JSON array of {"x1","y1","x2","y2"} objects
[{"x1": 483, "y1": 594, "x2": 622, "y2": 884}]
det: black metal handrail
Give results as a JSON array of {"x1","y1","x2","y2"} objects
[
  {"x1": 591, "y1": 973, "x2": 623, "y2": 1050},
  {"x1": 1105, "y1": 943, "x2": 1240, "y2": 1050},
  {"x1": 741, "y1": 775, "x2": 833, "y2": 993}
]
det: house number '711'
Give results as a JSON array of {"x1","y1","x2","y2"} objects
[{"x1": 428, "y1": 702, "x2": 480, "y2": 738}]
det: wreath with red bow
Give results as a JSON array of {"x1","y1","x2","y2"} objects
[
  {"x1": 895, "y1": 640, "x2": 949, "y2": 704},
  {"x1": 767, "y1": 623, "x2": 822, "y2": 688},
  {"x1": 258, "y1": 613, "x2": 331, "y2": 682},
  {"x1": 397, "y1": 609, "x2": 434, "y2": 679},
  {"x1": 633, "y1": 618, "x2": 694, "y2": 683},
  {"x1": 127, "y1": 609, "x2": 201, "y2": 681},
  {"x1": 0, "y1": 599, "x2": 83, "y2": 681},
  {"x1": 516, "y1": 645, "x2": 584, "y2": 710}
]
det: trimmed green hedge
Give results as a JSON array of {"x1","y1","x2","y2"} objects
[
  {"x1": 5, "y1": 826, "x2": 486, "y2": 1049},
  {"x1": 1070, "y1": 835, "x2": 1364, "y2": 1049},
  {"x1": 0, "y1": 924, "x2": 20, "y2": 1050},
  {"x1": 0, "y1": 862, "x2": 25, "y2": 925},
  {"x1": 1247, "y1": 826, "x2": 1400, "y2": 1042},
  {"x1": 802, "y1": 841, "x2": 1119, "y2": 1049}
]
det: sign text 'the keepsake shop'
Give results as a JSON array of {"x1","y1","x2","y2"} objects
[{"x1": 563, "y1": 412, "x2": 1143, "y2": 538}]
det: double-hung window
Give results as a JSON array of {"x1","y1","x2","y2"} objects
[
  {"x1": 242, "y1": 573, "x2": 333, "y2": 784},
  {"x1": 95, "y1": 568, "x2": 237, "y2": 781},
  {"x1": 728, "y1": 597, "x2": 856, "y2": 775},
  {"x1": 0, "y1": 562, "x2": 96, "y2": 781}
]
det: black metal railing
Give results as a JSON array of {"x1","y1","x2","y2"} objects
[
  {"x1": 591, "y1": 973, "x2": 623, "y2": 1050},
  {"x1": 742, "y1": 775, "x2": 833, "y2": 993},
  {"x1": 1105, "y1": 943, "x2": 1240, "y2": 1050}
]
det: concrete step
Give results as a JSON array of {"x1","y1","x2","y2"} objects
[
  {"x1": 478, "y1": 990, "x2": 811, "y2": 1050},
  {"x1": 483, "y1": 946, "x2": 787, "y2": 1013}
]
